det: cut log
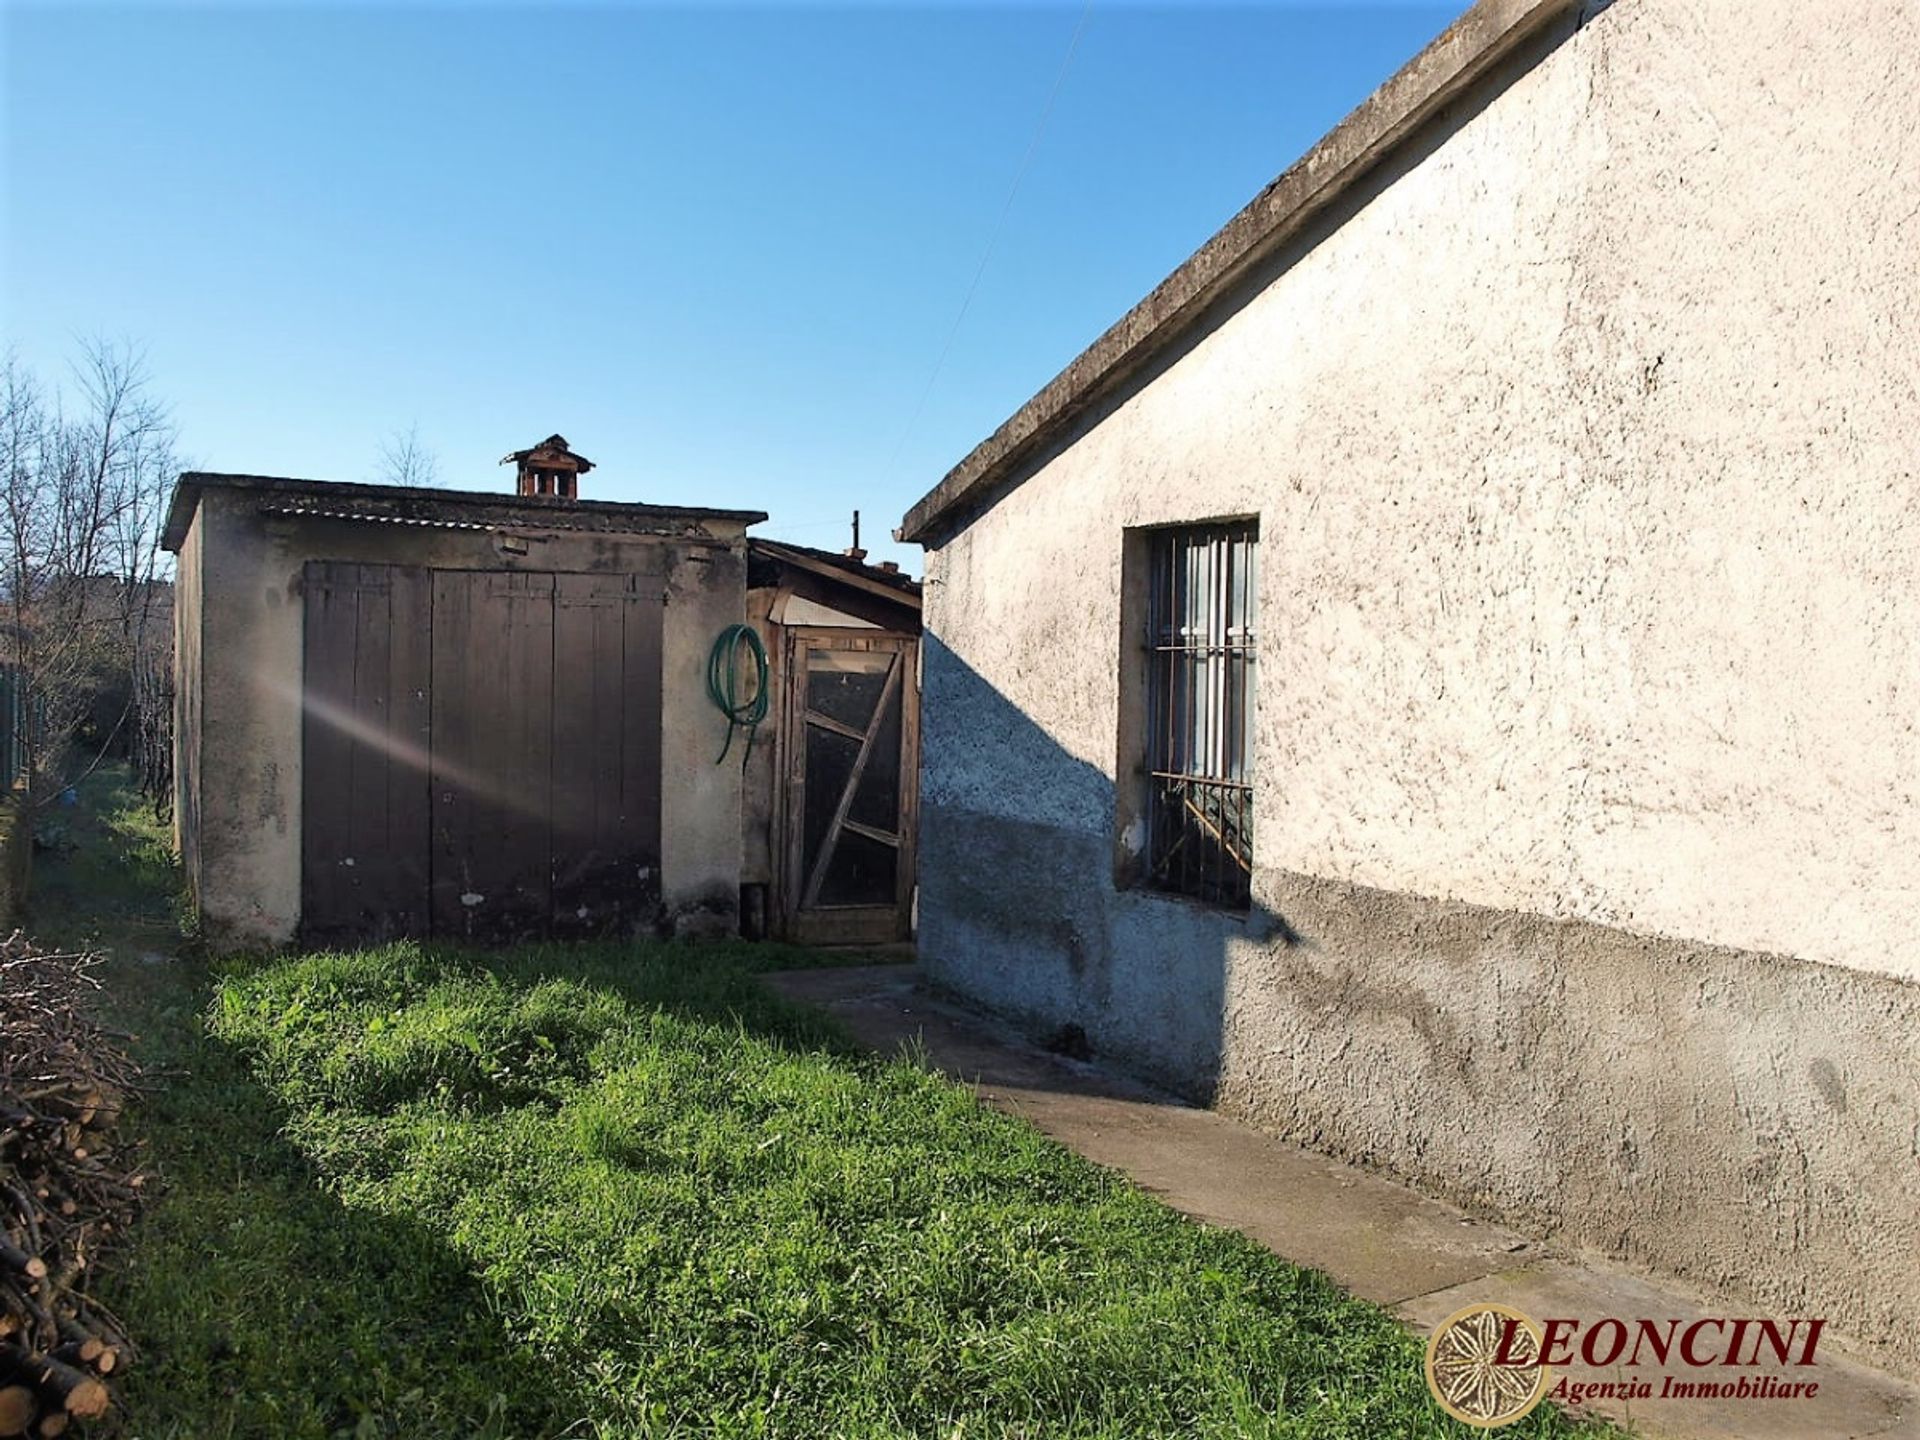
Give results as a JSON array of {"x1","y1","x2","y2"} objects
[
  {"x1": 0, "y1": 1350, "x2": 108, "y2": 1421},
  {"x1": 47, "y1": 1333, "x2": 99, "y2": 1369},
  {"x1": 0, "y1": 931, "x2": 146, "y2": 1420},
  {"x1": 46, "y1": 1340, "x2": 99, "y2": 1371},
  {"x1": 0, "y1": 1384, "x2": 34, "y2": 1437},
  {"x1": 40, "y1": 1362, "x2": 104, "y2": 1422},
  {"x1": 0, "y1": 1241, "x2": 47, "y2": 1283}
]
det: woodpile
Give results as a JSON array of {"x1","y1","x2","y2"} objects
[{"x1": 0, "y1": 933, "x2": 145, "y2": 1436}]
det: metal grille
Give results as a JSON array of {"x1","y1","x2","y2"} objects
[{"x1": 1145, "y1": 522, "x2": 1257, "y2": 908}]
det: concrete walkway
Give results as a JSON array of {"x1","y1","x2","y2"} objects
[{"x1": 763, "y1": 964, "x2": 1920, "y2": 1440}]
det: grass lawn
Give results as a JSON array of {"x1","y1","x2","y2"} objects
[{"x1": 32, "y1": 770, "x2": 1617, "y2": 1439}]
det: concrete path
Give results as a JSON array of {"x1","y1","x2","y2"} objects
[{"x1": 763, "y1": 963, "x2": 1920, "y2": 1440}]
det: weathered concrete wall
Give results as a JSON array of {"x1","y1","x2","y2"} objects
[
  {"x1": 184, "y1": 488, "x2": 750, "y2": 949},
  {"x1": 172, "y1": 513, "x2": 203, "y2": 909},
  {"x1": 916, "y1": 0, "x2": 1920, "y2": 1370},
  {"x1": 659, "y1": 539, "x2": 756, "y2": 936}
]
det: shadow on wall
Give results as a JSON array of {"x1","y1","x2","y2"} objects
[
  {"x1": 904, "y1": 13, "x2": 1614, "y2": 1109},
  {"x1": 916, "y1": 635, "x2": 1292, "y2": 1104},
  {"x1": 919, "y1": 643, "x2": 1920, "y2": 1379}
]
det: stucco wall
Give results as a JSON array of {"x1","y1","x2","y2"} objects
[
  {"x1": 184, "y1": 488, "x2": 749, "y2": 949},
  {"x1": 172, "y1": 512, "x2": 203, "y2": 907},
  {"x1": 916, "y1": 0, "x2": 1920, "y2": 1370}
]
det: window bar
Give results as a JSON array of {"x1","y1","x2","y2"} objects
[
  {"x1": 1141, "y1": 524, "x2": 1256, "y2": 906},
  {"x1": 1157, "y1": 531, "x2": 1168, "y2": 889},
  {"x1": 1216, "y1": 530, "x2": 1230, "y2": 900},
  {"x1": 1154, "y1": 531, "x2": 1169, "y2": 888},
  {"x1": 1174, "y1": 528, "x2": 1184, "y2": 894},
  {"x1": 1214, "y1": 530, "x2": 1227, "y2": 778},
  {"x1": 1219, "y1": 530, "x2": 1229, "y2": 901},
  {"x1": 1181, "y1": 532, "x2": 1195, "y2": 897},
  {"x1": 1179, "y1": 528, "x2": 1190, "y2": 897},
  {"x1": 1157, "y1": 531, "x2": 1167, "y2": 885},
  {"x1": 1182, "y1": 526, "x2": 1198, "y2": 898},
  {"x1": 1201, "y1": 530, "x2": 1213, "y2": 900}
]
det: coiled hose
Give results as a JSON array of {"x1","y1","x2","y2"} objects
[{"x1": 707, "y1": 624, "x2": 770, "y2": 766}]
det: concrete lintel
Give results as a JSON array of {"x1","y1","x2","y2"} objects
[{"x1": 896, "y1": 0, "x2": 1575, "y2": 546}]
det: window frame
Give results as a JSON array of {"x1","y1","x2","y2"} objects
[{"x1": 1129, "y1": 519, "x2": 1258, "y2": 911}]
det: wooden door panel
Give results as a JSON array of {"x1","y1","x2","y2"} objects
[
  {"x1": 300, "y1": 562, "x2": 432, "y2": 943},
  {"x1": 305, "y1": 564, "x2": 663, "y2": 946},
  {"x1": 781, "y1": 633, "x2": 918, "y2": 944},
  {"x1": 429, "y1": 572, "x2": 556, "y2": 943},
  {"x1": 423, "y1": 568, "x2": 474, "y2": 936},
  {"x1": 550, "y1": 574, "x2": 663, "y2": 935},
  {"x1": 490, "y1": 573, "x2": 557, "y2": 940}
]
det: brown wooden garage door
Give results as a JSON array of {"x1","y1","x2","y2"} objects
[{"x1": 300, "y1": 562, "x2": 662, "y2": 945}]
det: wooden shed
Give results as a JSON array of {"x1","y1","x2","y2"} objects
[{"x1": 740, "y1": 539, "x2": 922, "y2": 946}]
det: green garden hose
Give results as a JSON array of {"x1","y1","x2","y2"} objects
[{"x1": 707, "y1": 624, "x2": 770, "y2": 766}]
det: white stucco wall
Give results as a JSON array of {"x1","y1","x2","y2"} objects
[{"x1": 929, "y1": 0, "x2": 1920, "y2": 984}]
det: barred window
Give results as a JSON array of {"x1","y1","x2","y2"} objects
[{"x1": 1144, "y1": 522, "x2": 1257, "y2": 908}]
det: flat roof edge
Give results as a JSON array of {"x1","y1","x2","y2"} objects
[
  {"x1": 161, "y1": 471, "x2": 769, "y2": 551},
  {"x1": 896, "y1": 0, "x2": 1576, "y2": 546}
]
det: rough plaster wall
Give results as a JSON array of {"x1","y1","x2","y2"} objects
[
  {"x1": 918, "y1": 0, "x2": 1920, "y2": 1367},
  {"x1": 661, "y1": 543, "x2": 751, "y2": 935},
  {"x1": 188, "y1": 490, "x2": 748, "y2": 948},
  {"x1": 1213, "y1": 872, "x2": 1920, "y2": 1369},
  {"x1": 1267, "y1": 0, "x2": 1920, "y2": 984},
  {"x1": 171, "y1": 517, "x2": 203, "y2": 904},
  {"x1": 1528, "y1": 0, "x2": 1920, "y2": 971},
  {"x1": 195, "y1": 492, "x2": 299, "y2": 947},
  {"x1": 930, "y1": 0, "x2": 1920, "y2": 982}
]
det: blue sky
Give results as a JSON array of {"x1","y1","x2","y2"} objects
[{"x1": 3, "y1": 1, "x2": 1452, "y2": 572}]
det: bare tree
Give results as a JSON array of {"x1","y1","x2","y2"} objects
[
  {"x1": 0, "y1": 342, "x2": 177, "y2": 807},
  {"x1": 375, "y1": 422, "x2": 440, "y2": 488}
]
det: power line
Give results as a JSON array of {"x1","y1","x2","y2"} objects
[{"x1": 886, "y1": 0, "x2": 1095, "y2": 477}]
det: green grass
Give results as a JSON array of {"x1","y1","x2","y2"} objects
[{"x1": 33, "y1": 770, "x2": 1618, "y2": 1439}]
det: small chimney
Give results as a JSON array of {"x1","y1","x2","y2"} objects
[
  {"x1": 878, "y1": 561, "x2": 899, "y2": 574},
  {"x1": 844, "y1": 508, "x2": 867, "y2": 563},
  {"x1": 502, "y1": 434, "x2": 594, "y2": 500}
]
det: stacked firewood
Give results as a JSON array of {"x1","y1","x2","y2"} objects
[{"x1": 0, "y1": 933, "x2": 145, "y2": 1437}]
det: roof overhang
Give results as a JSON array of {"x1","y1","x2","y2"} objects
[
  {"x1": 897, "y1": 0, "x2": 1578, "y2": 546},
  {"x1": 749, "y1": 539, "x2": 922, "y2": 610}
]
